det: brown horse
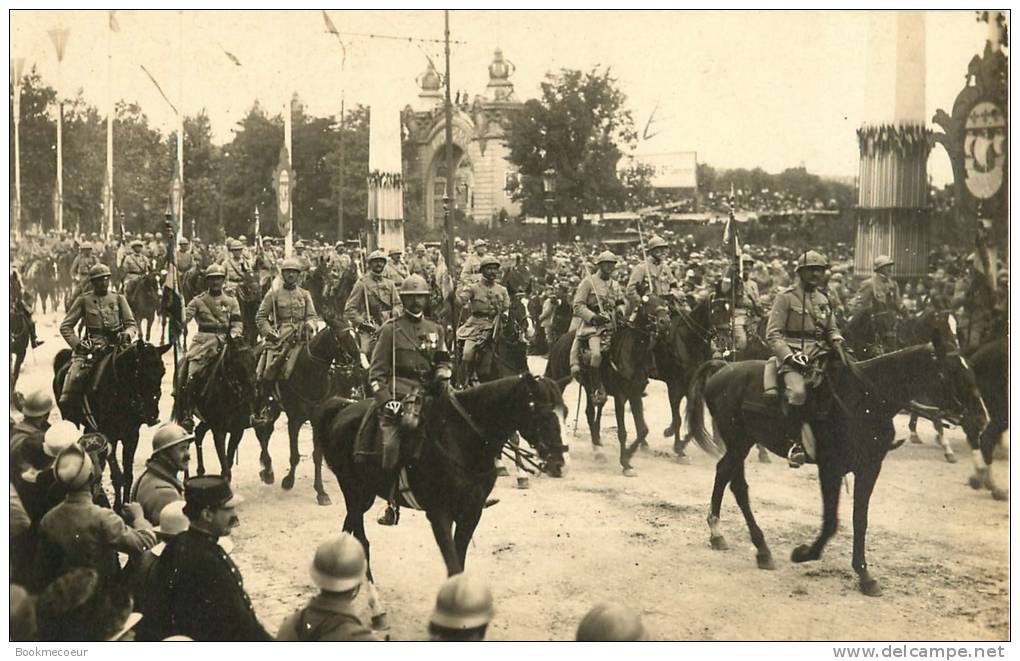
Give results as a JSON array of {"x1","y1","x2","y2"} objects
[{"x1": 685, "y1": 311, "x2": 988, "y2": 596}]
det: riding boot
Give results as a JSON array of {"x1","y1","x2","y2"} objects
[
  {"x1": 786, "y1": 404, "x2": 809, "y2": 468},
  {"x1": 590, "y1": 366, "x2": 607, "y2": 406},
  {"x1": 252, "y1": 382, "x2": 276, "y2": 426},
  {"x1": 377, "y1": 478, "x2": 400, "y2": 526},
  {"x1": 29, "y1": 321, "x2": 44, "y2": 348}
]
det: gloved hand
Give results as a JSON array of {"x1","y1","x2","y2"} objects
[
  {"x1": 591, "y1": 314, "x2": 610, "y2": 326},
  {"x1": 118, "y1": 331, "x2": 134, "y2": 345},
  {"x1": 266, "y1": 330, "x2": 281, "y2": 343},
  {"x1": 229, "y1": 327, "x2": 243, "y2": 339},
  {"x1": 77, "y1": 338, "x2": 95, "y2": 353},
  {"x1": 123, "y1": 502, "x2": 144, "y2": 526}
]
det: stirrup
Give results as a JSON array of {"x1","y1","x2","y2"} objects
[
  {"x1": 31, "y1": 338, "x2": 45, "y2": 348},
  {"x1": 377, "y1": 505, "x2": 399, "y2": 526},
  {"x1": 787, "y1": 444, "x2": 807, "y2": 469}
]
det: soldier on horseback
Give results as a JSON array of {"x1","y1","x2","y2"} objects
[
  {"x1": 176, "y1": 237, "x2": 197, "y2": 276},
  {"x1": 764, "y1": 250, "x2": 845, "y2": 468},
  {"x1": 57, "y1": 264, "x2": 137, "y2": 410},
  {"x1": 10, "y1": 267, "x2": 44, "y2": 348},
  {"x1": 570, "y1": 251, "x2": 625, "y2": 404},
  {"x1": 626, "y1": 235, "x2": 687, "y2": 316},
  {"x1": 456, "y1": 255, "x2": 510, "y2": 386},
  {"x1": 459, "y1": 239, "x2": 488, "y2": 287},
  {"x1": 120, "y1": 239, "x2": 152, "y2": 300},
  {"x1": 175, "y1": 264, "x2": 244, "y2": 429},
  {"x1": 718, "y1": 248, "x2": 763, "y2": 352},
  {"x1": 361, "y1": 274, "x2": 452, "y2": 526},
  {"x1": 849, "y1": 254, "x2": 901, "y2": 351},
  {"x1": 253, "y1": 258, "x2": 320, "y2": 425},
  {"x1": 220, "y1": 239, "x2": 250, "y2": 297},
  {"x1": 345, "y1": 250, "x2": 402, "y2": 355},
  {"x1": 384, "y1": 247, "x2": 410, "y2": 283},
  {"x1": 68, "y1": 242, "x2": 100, "y2": 304}
]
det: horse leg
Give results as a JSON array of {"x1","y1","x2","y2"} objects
[
  {"x1": 791, "y1": 459, "x2": 842, "y2": 564},
  {"x1": 663, "y1": 379, "x2": 682, "y2": 438},
  {"x1": 729, "y1": 452, "x2": 775, "y2": 570},
  {"x1": 281, "y1": 415, "x2": 303, "y2": 491},
  {"x1": 707, "y1": 449, "x2": 739, "y2": 551},
  {"x1": 256, "y1": 420, "x2": 275, "y2": 485},
  {"x1": 427, "y1": 510, "x2": 462, "y2": 576},
  {"x1": 908, "y1": 412, "x2": 923, "y2": 444},
  {"x1": 971, "y1": 420, "x2": 1008, "y2": 500},
  {"x1": 106, "y1": 439, "x2": 125, "y2": 512},
  {"x1": 120, "y1": 432, "x2": 140, "y2": 510},
  {"x1": 213, "y1": 429, "x2": 230, "y2": 482},
  {"x1": 850, "y1": 462, "x2": 884, "y2": 597},
  {"x1": 194, "y1": 422, "x2": 209, "y2": 476},
  {"x1": 226, "y1": 427, "x2": 245, "y2": 483},
  {"x1": 613, "y1": 395, "x2": 638, "y2": 477},
  {"x1": 311, "y1": 430, "x2": 332, "y2": 506},
  {"x1": 11, "y1": 352, "x2": 25, "y2": 392},
  {"x1": 453, "y1": 508, "x2": 484, "y2": 569},
  {"x1": 587, "y1": 389, "x2": 606, "y2": 462},
  {"x1": 629, "y1": 391, "x2": 650, "y2": 446},
  {"x1": 934, "y1": 417, "x2": 956, "y2": 463},
  {"x1": 342, "y1": 493, "x2": 388, "y2": 630}
]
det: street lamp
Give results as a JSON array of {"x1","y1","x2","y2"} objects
[{"x1": 542, "y1": 168, "x2": 557, "y2": 262}]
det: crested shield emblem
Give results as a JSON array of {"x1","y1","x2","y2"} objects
[{"x1": 963, "y1": 101, "x2": 1006, "y2": 200}]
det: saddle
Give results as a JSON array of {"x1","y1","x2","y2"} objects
[
  {"x1": 744, "y1": 356, "x2": 831, "y2": 421},
  {"x1": 353, "y1": 391, "x2": 429, "y2": 468}
]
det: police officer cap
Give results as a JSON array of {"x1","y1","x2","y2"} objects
[
  {"x1": 310, "y1": 534, "x2": 367, "y2": 592},
  {"x1": 430, "y1": 573, "x2": 494, "y2": 630},
  {"x1": 873, "y1": 255, "x2": 894, "y2": 271},
  {"x1": 281, "y1": 257, "x2": 303, "y2": 272},
  {"x1": 646, "y1": 236, "x2": 668, "y2": 251},
  {"x1": 481, "y1": 254, "x2": 501, "y2": 268},
  {"x1": 130, "y1": 239, "x2": 144, "y2": 248},
  {"x1": 595, "y1": 250, "x2": 619, "y2": 265},
  {"x1": 795, "y1": 250, "x2": 829, "y2": 271},
  {"x1": 368, "y1": 250, "x2": 388, "y2": 263},
  {"x1": 399, "y1": 274, "x2": 430, "y2": 295},
  {"x1": 151, "y1": 422, "x2": 195, "y2": 454},
  {"x1": 88, "y1": 264, "x2": 112, "y2": 279},
  {"x1": 184, "y1": 474, "x2": 243, "y2": 511},
  {"x1": 576, "y1": 603, "x2": 647, "y2": 641},
  {"x1": 204, "y1": 264, "x2": 226, "y2": 279}
]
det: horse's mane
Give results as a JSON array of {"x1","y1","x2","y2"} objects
[
  {"x1": 455, "y1": 373, "x2": 563, "y2": 413},
  {"x1": 854, "y1": 343, "x2": 934, "y2": 373}
]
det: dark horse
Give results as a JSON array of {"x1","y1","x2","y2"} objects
[
  {"x1": 53, "y1": 340, "x2": 171, "y2": 510},
  {"x1": 179, "y1": 336, "x2": 259, "y2": 482},
  {"x1": 253, "y1": 319, "x2": 366, "y2": 505},
  {"x1": 963, "y1": 337, "x2": 1008, "y2": 501},
  {"x1": 545, "y1": 295, "x2": 669, "y2": 476},
  {"x1": 126, "y1": 273, "x2": 162, "y2": 342},
  {"x1": 685, "y1": 311, "x2": 988, "y2": 596},
  {"x1": 26, "y1": 257, "x2": 60, "y2": 314},
  {"x1": 314, "y1": 373, "x2": 568, "y2": 629},
  {"x1": 843, "y1": 308, "x2": 899, "y2": 360},
  {"x1": 236, "y1": 271, "x2": 266, "y2": 347},
  {"x1": 10, "y1": 302, "x2": 30, "y2": 392}
]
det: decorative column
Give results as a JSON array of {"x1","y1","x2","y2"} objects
[
  {"x1": 367, "y1": 105, "x2": 405, "y2": 254},
  {"x1": 855, "y1": 12, "x2": 931, "y2": 279}
]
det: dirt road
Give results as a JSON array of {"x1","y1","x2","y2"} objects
[{"x1": 15, "y1": 309, "x2": 1009, "y2": 641}]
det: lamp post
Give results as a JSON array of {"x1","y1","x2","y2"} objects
[{"x1": 543, "y1": 168, "x2": 557, "y2": 262}]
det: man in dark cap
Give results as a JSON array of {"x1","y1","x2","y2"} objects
[{"x1": 149, "y1": 475, "x2": 271, "y2": 641}]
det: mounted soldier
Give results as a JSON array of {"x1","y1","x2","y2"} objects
[
  {"x1": 570, "y1": 251, "x2": 626, "y2": 404},
  {"x1": 253, "y1": 258, "x2": 320, "y2": 424},
  {"x1": 68, "y1": 242, "x2": 100, "y2": 305},
  {"x1": 541, "y1": 282, "x2": 574, "y2": 352},
  {"x1": 764, "y1": 250, "x2": 845, "y2": 468},
  {"x1": 120, "y1": 239, "x2": 152, "y2": 300},
  {"x1": 719, "y1": 248, "x2": 763, "y2": 352},
  {"x1": 848, "y1": 254, "x2": 901, "y2": 351},
  {"x1": 175, "y1": 264, "x2": 244, "y2": 428},
  {"x1": 952, "y1": 253, "x2": 998, "y2": 350},
  {"x1": 384, "y1": 247, "x2": 410, "y2": 283},
  {"x1": 344, "y1": 250, "x2": 402, "y2": 355},
  {"x1": 456, "y1": 255, "x2": 510, "y2": 385},
  {"x1": 220, "y1": 239, "x2": 250, "y2": 297},
  {"x1": 10, "y1": 267, "x2": 44, "y2": 348},
  {"x1": 57, "y1": 264, "x2": 137, "y2": 410},
  {"x1": 407, "y1": 243, "x2": 431, "y2": 277},
  {"x1": 458, "y1": 239, "x2": 488, "y2": 287},
  {"x1": 360, "y1": 274, "x2": 452, "y2": 526},
  {"x1": 176, "y1": 237, "x2": 197, "y2": 276},
  {"x1": 626, "y1": 235, "x2": 687, "y2": 316}
]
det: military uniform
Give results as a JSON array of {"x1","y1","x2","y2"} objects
[
  {"x1": 254, "y1": 284, "x2": 319, "y2": 382},
  {"x1": 177, "y1": 248, "x2": 197, "y2": 274},
  {"x1": 720, "y1": 273, "x2": 763, "y2": 351},
  {"x1": 220, "y1": 254, "x2": 250, "y2": 296},
  {"x1": 850, "y1": 272, "x2": 901, "y2": 317},
  {"x1": 456, "y1": 278, "x2": 510, "y2": 377},
  {"x1": 68, "y1": 251, "x2": 99, "y2": 301},
  {"x1": 130, "y1": 457, "x2": 185, "y2": 526},
  {"x1": 384, "y1": 259, "x2": 410, "y2": 284},
  {"x1": 277, "y1": 594, "x2": 379, "y2": 641},
  {"x1": 151, "y1": 528, "x2": 272, "y2": 641},
  {"x1": 765, "y1": 282, "x2": 842, "y2": 406},
  {"x1": 570, "y1": 273, "x2": 625, "y2": 372},
  {"x1": 626, "y1": 257, "x2": 684, "y2": 312},
  {"x1": 345, "y1": 272, "x2": 402, "y2": 353},
  {"x1": 58, "y1": 287, "x2": 137, "y2": 407},
  {"x1": 120, "y1": 251, "x2": 151, "y2": 298},
  {"x1": 183, "y1": 291, "x2": 242, "y2": 379},
  {"x1": 459, "y1": 252, "x2": 487, "y2": 286}
]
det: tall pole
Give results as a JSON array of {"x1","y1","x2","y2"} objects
[
  {"x1": 12, "y1": 58, "x2": 24, "y2": 238},
  {"x1": 177, "y1": 11, "x2": 185, "y2": 240},
  {"x1": 106, "y1": 24, "x2": 115, "y2": 239},
  {"x1": 443, "y1": 10, "x2": 455, "y2": 277},
  {"x1": 285, "y1": 95, "x2": 294, "y2": 258},
  {"x1": 49, "y1": 28, "x2": 69, "y2": 234},
  {"x1": 337, "y1": 49, "x2": 346, "y2": 241}
]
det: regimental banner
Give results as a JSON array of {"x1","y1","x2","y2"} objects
[{"x1": 273, "y1": 146, "x2": 295, "y2": 236}]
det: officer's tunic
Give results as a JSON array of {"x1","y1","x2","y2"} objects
[
  {"x1": 177, "y1": 249, "x2": 196, "y2": 274},
  {"x1": 458, "y1": 253, "x2": 486, "y2": 286},
  {"x1": 369, "y1": 313, "x2": 447, "y2": 400},
  {"x1": 255, "y1": 285, "x2": 319, "y2": 380},
  {"x1": 626, "y1": 258, "x2": 678, "y2": 309},
  {"x1": 766, "y1": 282, "x2": 843, "y2": 366},
  {"x1": 345, "y1": 274, "x2": 402, "y2": 327},
  {"x1": 130, "y1": 457, "x2": 185, "y2": 527},
  {"x1": 384, "y1": 260, "x2": 409, "y2": 284},
  {"x1": 60, "y1": 290, "x2": 137, "y2": 349},
  {"x1": 850, "y1": 273, "x2": 901, "y2": 317},
  {"x1": 572, "y1": 274, "x2": 624, "y2": 338},
  {"x1": 184, "y1": 291, "x2": 242, "y2": 373},
  {"x1": 456, "y1": 280, "x2": 510, "y2": 341},
  {"x1": 219, "y1": 255, "x2": 249, "y2": 293}
]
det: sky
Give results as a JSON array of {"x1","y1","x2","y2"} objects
[{"x1": 9, "y1": 10, "x2": 997, "y2": 186}]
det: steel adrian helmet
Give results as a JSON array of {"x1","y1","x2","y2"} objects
[
  {"x1": 795, "y1": 250, "x2": 829, "y2": 271},
  {"x1": 155, "y1": 501, "x2": 189, "y2": 536},
  {"x1": 368, "y1": 249, "x2": 388, "y2": 263},
  {"x1": 388, "y1": 247, "x2": 403, "y2": 256},
  {"x1": 152, "y1": 422, "x2": 195, "y2": 454},
  {"x1": 576, "y1": 603, "x2": 647, "y2": 641},
  {"x1": 53, "y1": 444, "x2": 95, "y2": 491},
  {"x1": 430, "y1": 573, "x2": 494, "y2": 630},
  {"x1": 281, "y1": 257, "x2": 303, "y2": 272},
  {"x1": 178, "y1": 237, "x2": 190, "y2": 246},
  {"x1": 474, "y1": 239, "x2": 488, "y2": 248},
  {"x1": 130, "y1": 239, "x2": 144, "y2": 248},
  {"x1": 88, "y1": 264, "x2": 113, "y2": 280},
  {"x1": 399, "y1": 274, "x2": 430, "y2": 296},
  {"x1": 595, "y1": 250, "x2": 619, "y2": 265},
  {"x1": 309, "y1": 534, "x2": 367, "y2": 592},
  {"x1": 227, "y1": 239, "x2": 242, "y2": 251},
  {"x1": 873, "y1": 255, "x2": 895, "y2": 271},
  {"x1": 480, "y1": 254, "x2": 501, "y2": 269},
  {"x1": 44, "y1": 421, "x2": 80, "y2": 458},
  {"x1": 204, "y1": 264, "x2": 226, "y2": 279},
  {"x1": 22, "y1": 390, "x2": 54, "y2": 418},
  {"x1": 646, "y1": 236, "x2": 668, "y2": 251}
]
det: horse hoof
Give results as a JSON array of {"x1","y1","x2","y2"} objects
[
  {"x1": 259, "y1": 468, "x2": 275, "y2": 485},
  {"x1": 943, "y1": 453, "x2": 957, "y2": 464},
  {"x1": 663, "y1": 425, "x2": 676, "y2": 438},
  {"x1": 756, "y1": 553, "x2": 776, "y2": 570},
  {"x1": 709, "y1": 535, "x2": 729, "y2": 551},
  {"x1": 758, "y1": 452, "x2": 771, "y2": 464},
  {"x1": 316, "y1": 492, "x2": 332, "y2": 507},
  {"x1": 496, "y1": 466, "x2": 510, "y2": 477},
  {"x1": 622, "y1": 467, "x2": 638, "y2": 478},
  {"x1": 281, "y1": 474, "x2": 295, "y2": 491},
  {"x1": 516, "y1": 477, "x2": 530, "y2": 490},
  {"x1": 790, "y1": 545, "x2": 815, "y2": 563},
  {"x1": 968, "y1": 474, "x2": 984, "y2": 490},
  {"x1": 992, "y1": 488, "x2": 1009, "y2": 502},
  {"x1": 859, "y1": 578, "x2": 883, "y2": 597},
  {"x1": 371, "y1": 613, "x2": 390, "y2": 631},
  {"x1": 909, "y1": 433, "x2": 923, "y2": 445},
  {"x1": 674, "y1": 454, "x2": 691, "y2": 465},
  {"x1": 593, "y1": 451, "x2": 608, "y2": 463}
]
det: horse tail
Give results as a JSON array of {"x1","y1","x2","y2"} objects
[{"x1": 686, "y1": 359, "x2": 727, "y2": 458}]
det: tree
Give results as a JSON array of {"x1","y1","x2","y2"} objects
[
  {"x1": 506, "y1": 67, "x2": 638, "y2": 221},
  {"x1": 324, "y1": 104, "x2": 370, "y2": 240},
  {"x1": 10, "y1": 69, "x2": 57, "y2": 232},
  {"x1": 112, "y1": 101, "x2": 171, "y2": 235},
  {"x1": 182, "y1": 111, "x2": 220, "y2": 240},
  {"x1": 218, "y1": 102, "x2": 283, "y2": 238}
]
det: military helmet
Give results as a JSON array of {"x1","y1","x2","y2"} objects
[
  {"x1": 53, "y1": 444, "x2": 95, "y2": 491},
  {"x1": 795, "y1": 250, "x2": 829, "y2": 271},
  {"x1": 595, "y1": 250, "x2": 619, "y2": 265},
  {"x1": 44, "y1": 421, "x2": 80, "y2": 458},
  {"x1": 388, "y1": 247, "x2": 403, "y2": 256},
  {"x1": 480, "y1": 254, "x2": 501, "y2": 269},
  {"x1": 178, "y1": 237, "x2": 190, "y2": 246},
  {"x1": 429, "y1": 573, "x2": 494, "y2": 630},
  {"x1": 80, "y1": 242, "x2": 93, "y2": 251},
  {"x1": 741, "y1": 252, "x2": 755, "y2": 263},
  {"x1": 152, "y1": 422, "x2": 195, "y2": 454},
  {"x1": 415, "y1": 243, "x2": 426, "y2": 253},
  {"x1": 367, "y1": 249, "x2": 388, "y2": 263},
  {"x1": 21, "y1": 389, "x2": 54, "y2": 418},
  {"x1": 238, "y1": 234, "x2": 247, "y2": 242},
  {"x1": 281, "y1": 257, "x2": 303, "y2": 272},
  {"x1": 155, "y1": 501, "x2": 189, "y2": 536},
  {"x1": 204, "y1": 264, "x2": 226, "y2": 279},
  {"x1": 873, "y1": 254, "x2": 895, "y2": 271},
  {"x1": 309, "y1": 534, "x2": 367, "y2": 592},
  {"x1": 576, "y1": 603, "x2": 647, "y2": 641},
  {"x1": 399, "y1": 274, "x2": 430, "y2": 296},
  {"x1": 130, "y1": 239, "x2": 144, "y2": 248},
  {"x1": 474, "y1": 239, "x2": 488, "y2": 248},
  {"x1": 88, "y1": 264, "x2": 112, "y2": 280},
  {"x1": 646, "y1": 236, "x2": 668, "y2": 251},
  {"x1": 144, "y1": 232, "x2": 154, "y2": 240}
]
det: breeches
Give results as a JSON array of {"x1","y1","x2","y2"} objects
[
  {"x1": 462, "y1": 338, "x2": 479, "y2": 362},
  {"x1": 783, "y1": 369, "x2": 806, "y2": 406},
  {"x1": 63, "y1": 356, "x2": 90, "y2": 395},
  {"x1": 570, "y1": 334, "x2": 603, "y2": 368}
]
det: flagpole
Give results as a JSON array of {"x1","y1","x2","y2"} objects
[
  {"x1": 285, "y1": 95, "x2": 294, "y2": 258},
  {"x1": 106, "y1": 17, "x2": 115, "y2": 240},
  {"x1": 12, "y1": 58, "x2": 24, "y2": 238},
  {"x1": 49, "y1": 28, "x2": 69, "y2": 234},
  {"x1": 177, "y1": 11, "x2": 185, "y2": 241}
]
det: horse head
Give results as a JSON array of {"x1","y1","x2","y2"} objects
[
  {"x1": 928, "y1": 311, "x2": 990, "y2": 440},
  {"x1": 316, "y1": 317, "x2": 368, "y2": 371},
  {"x1": 118, "y1": 340, "x2": 172, "y2": 425},
  {"x1": 513, "y1": 373, "x2": 569, "y2": 477}
]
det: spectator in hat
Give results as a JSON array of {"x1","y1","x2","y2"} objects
[
  {"x1": 34, "y1": 568, "x2": 138, "y2": 642},
  {"x1": 427, "y1": 573, "x2": 494, "y2": 641},
  {"x1": 150, "y1": 475, "x2": 271, "y2": 641},
  {"x1": 10, "y1": 391, "x2": 55, "y2": 516},
  {"x1": 130, "y1": 422, "x2": 194, "y2": 526},
  {"x1": 276, "y1": 534, "x2": 379, "y2": 641},
  {"x1": 37, "y1": 444, "x2": 157, "y2": 587},
  {"x1": 575, "y1": 603, "x2": 649, "y2": 641}
]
